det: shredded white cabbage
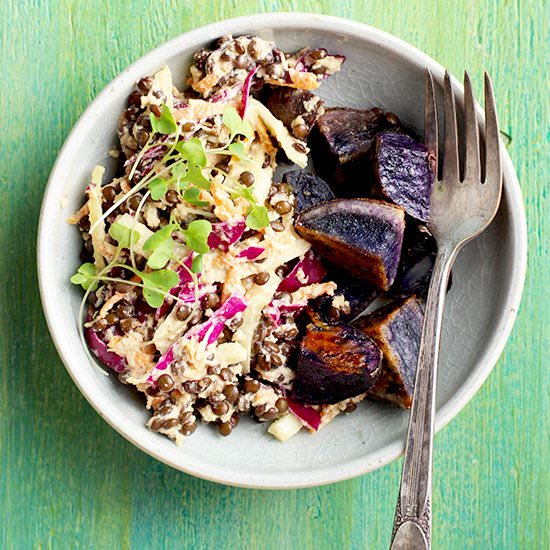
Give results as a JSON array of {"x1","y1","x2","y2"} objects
[
  {"x1": 87, "y1": 166, "x2": 108, "y2": 269},
  {"x1": 214, "y1": 342, "x2": 248, "y2": 366},
  {"x1": 245, "y1": 98, "x2": 309, "y2": 167},
  {"x1": 268, "y1": 413, "x2": 304, "y2": 442},
  {"x1": 142, "y1": 65, "x2": 174, "y2": 110},
  {"x1": 234, "y1": 271, "x2": 281, "y2": 373}
]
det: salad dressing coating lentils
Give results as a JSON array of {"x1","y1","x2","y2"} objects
[{"x1": 70, "y1": 34, "x2": 436, "y2": 444}]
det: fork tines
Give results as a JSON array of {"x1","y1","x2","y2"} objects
[{"x1": 424, "y1": 69, "x2": 501, "y2": 189}]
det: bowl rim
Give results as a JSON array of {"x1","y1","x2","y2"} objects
[{"x1": 37, "y1": 12, "x2": 527, "y2": 489}]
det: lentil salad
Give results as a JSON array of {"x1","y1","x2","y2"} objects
[{"x1": 70, "y1": 35, "x2": 356, "y2": 443}]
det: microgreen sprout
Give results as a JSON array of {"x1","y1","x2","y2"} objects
[
  {"x1": 176, "y1": 137, "x2": 207, "y2": 167},
  {"x1": 222, "y1": 106, "x2": 253, "y2": 140},
  {"x1": 70, "y1": 263, "x2": 98, "y2": 291},
  {"x1": 81, "y1": 104, "x2": 271, "y2": 313},
  {"x1": 150, "y1": 104, "x2": 177, "y2": 135},
  {"x1": 191, "y1": 254, "x2": 204, "y2": 274},
  {"x1": 184, "y1": 219, "x2": 212, "y2": 254},
  {"x1": 129, "y1": 190, "x2": 151, "y2": 270},
  {"x1": 138, "y1": 269, "x2": 179, "y2": 308},
  {"x1": 127, "y1": 134, "x2": 154, "y2": 182},
  {"x1": 245, "y1": 205, "x2": 270, "y2": 230},
  {"x1": 226, "y1": 141, "x2": 249, "y2": 161},
  {"x1": 149, "y1": 177, "x2": 169, "y2": 200},
  {"x1": 182, "y1": 186, "x2": 209, "y2": 206},
  {"x1": 209, "y1": 165, "x2": 269, "y2": 230},
  {"x1": 181, "y1": 162, "x2": 211, "y2": 190},
  {"x1": 108, "y1": 221, "x2": 140, "y2": 249},
  {"x1": 91, "y1": 105, "x2": 262, "y2": 236},
  {"x1": 71, "y1": 260, "x2": 179, "y2": 309},
  {"x1": 143, "y1": 223, "x2": 177, "y2": 269}
]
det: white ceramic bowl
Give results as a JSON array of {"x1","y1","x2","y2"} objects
[{"x1": 37, "y1": 13, "x2": 527, "y2": 488}]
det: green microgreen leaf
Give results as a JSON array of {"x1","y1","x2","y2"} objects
[
  {"x1": 183, "y1": 186, "x2": 209, "y2": 206},
  {"x1": 184, "y1": 219, "x2": 212, "y2": 254},
  {"x1": 146, "y1": 247, "x2": 173, "y2": 270},
  {"x1": 171, "y1": 163, "x2": 188, "y2": 189},
  {"x1": 143, "y1": 224, "x2": 175, "y2": 269},
  {"x1": 191, "y1": 254, "x2": 204, "y2": 273},
  {"x1": 240, "y1": 187, "x2": 256, "y2": 204},
  {"x1": 182, "y1": 162, "x2": 210, "y2": 190},
  {"x1": 108, "y1": 221, "x2": 140, "y2": 249},
  {"x1": 140, "y1": 269, "x2": 179, "y2": 308},
  {"x1": 172, "y1": 163, "x2": 187, "y2": 178},
  {"x1": 150, "y1": 104, "x2": 177, "y2": 135},
  {"x1": 143, "y1": 224, "x2": 174, "y2": 251},
  {"x1": 222, "y1": 106, "x2": 253, "y2": 139},
  {"x1": 227, "y1": 141, "x2": 251, "y2": 161},
  {"x1": 246, "y1": 205, "x2": 270, "y2": 230},
  {"x1": 176, "y1": 137, "x2": 207, "y2": 168},
  {"x1": 149, "y1": 177, "x2": 169, "y2": 200},
  {"x1": 70, "y1": 262, "x2": 98, "y2": 291}
]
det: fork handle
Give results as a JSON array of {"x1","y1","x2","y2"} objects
[{"x1": 390, "y1": 246, "x2": 456, "y2": 549}]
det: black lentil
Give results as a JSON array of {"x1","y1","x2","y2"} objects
[
  {"x1": 158, "y1": 374, "x2": 174, "y2": 392},
  {"x1": 102, "y1": 186, "x2": 116, "y2": 202},
  {"x1": 223, "y1": 385, "x2": 239, "y2": 404},
  {"x1": 218, "y1": 422, "x2": 232, "y2": 436},
  {"x1": 212, "y1": 401, "x2": 229, "y2": 416},
  {"x1": 162, "y1": 418, "x2": 179, "y2": 429},
  {"x1": 181, "y1": 421, "x2": 197, "y2": 436},
  {"x1": 292, "y1": 142, "x2": 307, "y2": 154},
  {"x1": 176, "y1": 305, "x2": 192, "y2": 321},
  {"x1": 253, "y1": 272, "x2": 270, "y2": 285},
  {"x1": 165, "y1": 190, "x2": 179, "y2": 205},
  {"x1": 240, "y1": 171, "x2": 255, "y2": 187},
  {"x1": 244, "y1": 379, "x2": 260, "y2": 393}
]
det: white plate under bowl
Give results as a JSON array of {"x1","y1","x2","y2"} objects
[{"x1": 37, "y1": 13, "x2": 527, "y2": 489}]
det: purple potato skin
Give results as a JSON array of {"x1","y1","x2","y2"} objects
[
  {"x1": 308, "y1": 107, "x2": 399, "y2": 192},
  {"x1": 295, "y1": 198, "x2": 405, "y2": 291},
  {"x1": 282, "y1": 170, "x2": 335, "y2": 212},
  {"x1": 372, "y1": 131, "x2": 434, "y2": 222},
  {"x1": 389, "y1": 217, "x2": 437, "y2": 299},
  {"x1": 354, "y1": 296, "x2": 423, "y2": 408},
  {"x1": 312, "y1": 280, "x2": 379, "y2": 323},
  {"x1": 263, "y1": 86, "x2": 324, "y2": 139},
  {"x1": 292, "y1": 322, "x2": 383, "y2": 404}
]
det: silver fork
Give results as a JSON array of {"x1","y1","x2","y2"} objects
[{"x1": 389, "y1": 70, "x2": 502, "y2": 550}]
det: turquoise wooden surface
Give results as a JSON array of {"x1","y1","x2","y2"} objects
[{"x1": 1, "y1": 1, "x2": 548, "y2": 548}]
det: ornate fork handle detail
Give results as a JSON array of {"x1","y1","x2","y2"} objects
[{"x1": 390, "y1": 248, "x2": 455, "y2": 550}]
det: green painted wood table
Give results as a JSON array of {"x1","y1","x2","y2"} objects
[{"x1": 1, "y1": 1, "x2": 547, "y2": 548}]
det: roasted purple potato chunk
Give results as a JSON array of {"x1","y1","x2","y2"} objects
[
  {"x1": 372, "y1": 131, "x2": 434, "y2": 222},
  {"x1": 354, "y1": 296, "x2": 423, "y2": 408},
  {"x1": 263, "y1": 86, "x2": 325, "y2": 139},
  {"x1": 312, "y1": 280, "x2": 379, "y2": 323},
  {"x1": 295, "y1": 198, "x2": 405, "y2": 291},
  {"x1": 389, "y1": 218, "x2": 437, "y2": 299},
  {"x1": 293, "y1": 322, "x2": 382, "y2": 404},
  {"x1": 390, "y1": 218, "x2": 452, "y2": 299},
  {"x1": 308, "y1": 107, "x2": 398, "y2": 191},
  {"x1": 282, "y1": 170, "x2": 335, "y2": 212}
]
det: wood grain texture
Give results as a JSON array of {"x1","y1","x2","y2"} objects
[{"x1": 0, "y1": 1, "x2": 547, "y2": 548}]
